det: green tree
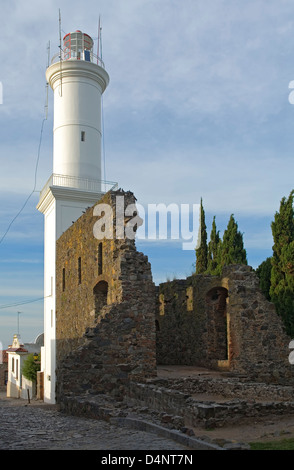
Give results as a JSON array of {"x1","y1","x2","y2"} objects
[
  {"x1": 219, "y1": 214, "x2": 247, "y2": 270},
  {"x1": 22, "y1": 353, "x2": 40, "y2": 382},
  {"x1": 270, "y1": 190, "x2": 294, "y2": 335},
  {"x1": 195, "y1": 198, "x2": 208, "y2": 274},
  {"x1": 256, "y1": 257, "x2": 272, "y2": 300},
  {"x1": 207, "y1": 216, "x2": 221, "y2": 275}
]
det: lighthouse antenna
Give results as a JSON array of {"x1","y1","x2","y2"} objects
[
  {"x1": 17, "y1": 311, "x2": 21, "y2": 336},
  {"x1": 45, "y1": 41, "x2": 50, "y2": 119},
  {"x1": 97, "y1": 16, "x2": 103, "y2": 63},
  {"x1": 58, "y1": 9, "x2": 63, "y2": 96},
  {"x1": 97, "y1": 16, "x2": 100, "y2": 64},
  {"x1": 100, "y1": 20, "x2": 103, "y2": 61},
  {"x1": 47, "y1": 40, "x2": 50, "y2": 68}
]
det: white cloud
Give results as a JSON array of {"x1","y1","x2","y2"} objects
[
  {"x1": 100, "y1": 0, "x2": 293, "y2": 123},
  {"x1": 107, "y1": 144, "x2": 294, "y2": 216},
  {"x1": 0, "y1": 0, "x2": 292, "y2": 122}
]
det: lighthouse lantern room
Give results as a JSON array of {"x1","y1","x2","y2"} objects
[{"x1": 63, "y1": 30, "x2": 93, "y2": 61}]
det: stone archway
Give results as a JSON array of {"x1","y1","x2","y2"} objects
[
  {"x1": 93, "y1": 280, "x2": 108, "y2": 317},
  {"x1": 206, "y1": 286, "x2": 229, "y2": 367}
]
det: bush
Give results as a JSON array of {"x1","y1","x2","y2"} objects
[{"x1": 22, "y1": 353, "x2": 40, "y2": 382}]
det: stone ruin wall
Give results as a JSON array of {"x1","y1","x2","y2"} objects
[
  {"x1": 55, "y1": 190, "x2": 157, "y2": 401},
  {"x1": 156, "y1": 265, "x2": 294, "y2": 384}
]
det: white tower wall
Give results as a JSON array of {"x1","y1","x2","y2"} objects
[
  {"x1": 46, "y1": 60, "x2": 109, "y2": 183},
  {"x1": 42, "y1": 199, "x2": 56, "y2": 403}
]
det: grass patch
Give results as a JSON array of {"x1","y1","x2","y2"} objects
[{"x1": 250, "y1": 438, "x2": 294, "y2": 450}]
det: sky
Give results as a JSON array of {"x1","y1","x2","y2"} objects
[{"x1": 0, "y1": 0, "x2": 294, "y2": 349}]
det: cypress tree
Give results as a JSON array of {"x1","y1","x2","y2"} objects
[
  {"x1": 256, "y1": 257, "x2": 272, "y2": 300},
  {"x1": 207, "y1": 216, "x2": 221, "y2": 275},
  {"x1": 270, "y1": 190, "x2": 294, "y2": 335},
  {"x1": 219, "y1": 214, "x2": 247, "y2": 270},
  {"x1": 195, "y1": 198, "x2": 208, "y2": 274}
]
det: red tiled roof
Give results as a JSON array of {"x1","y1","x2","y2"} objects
[{"x1": 6, "y1": 347, "x2": 28, "y2": 353}]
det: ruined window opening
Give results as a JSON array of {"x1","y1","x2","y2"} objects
[
  {"x1": 78, "y1": 257, "x2": 82, "y2": 284},
  {"x1": 155, "y1": 320, "x2": 160, "y2": 332},
  {"x1": 159, "y1": 293, "x2": 165, "y2": 316},
  {"x1": 186, "y1": 286, "x2": 193, "y2": 311},
  {"x1": 206, "y1": 287, "x2": 229, "y2": 364},
  {"x1": 93, "y1": 280, "x2": 108, "y2": 317},
  {"x1": 98, "y1": 243, "x2": 103, "y2": 276},
  {"x1": 211, "y1": 292, "x2": 219, "y2": 301},
  {"x1": 62, "y1": 268, "x2": 66, "y2": 291}
]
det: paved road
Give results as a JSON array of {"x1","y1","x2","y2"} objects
[{"x1": 0, "y1": 393, "x2": 190, "y2": 451}]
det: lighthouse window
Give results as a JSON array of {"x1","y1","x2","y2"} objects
[{"x1": 81, "y1": 131, "x2": 85, "y2": 142}]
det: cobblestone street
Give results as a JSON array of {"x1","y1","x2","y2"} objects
[{"x1": 0, "y1": 393, "x2": 191, "y2": 451}]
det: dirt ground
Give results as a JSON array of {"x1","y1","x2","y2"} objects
[
  {"x1": 157, "y1": 365, "x2": 294, "y2": 445},
  {"x1": 191, "y1": 414, "x2": 294, "y2": 444}
]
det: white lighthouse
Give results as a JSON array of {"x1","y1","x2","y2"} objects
[{"x1": 37, "y1": 30, "x2": 116, "y2": 403}]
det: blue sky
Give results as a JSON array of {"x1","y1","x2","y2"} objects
[{"x1": 1, "y1": 0, "x2": 294, "y2": 348}]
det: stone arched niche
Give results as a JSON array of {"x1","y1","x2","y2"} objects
[
  {"x1": 93, "y1": 280, "x2": 108, "y2": 317},
  {"x1": 206, "y1": 286, "x2": 229, "y2": 366}
]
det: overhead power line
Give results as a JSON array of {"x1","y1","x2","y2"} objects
[
  {"x1": 0, "y1": 114, "x2": 47, "y2": 247},
  {"x1": 0, "y1": 295, "x2": 51, "y2": 310}
]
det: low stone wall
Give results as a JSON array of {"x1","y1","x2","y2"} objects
[
  {"x1": 127, "y1": 380, "x2": 294, "y2": 429},
  {"x1": 155, "y1": 376, "x2": 294, "y2": 401},
  {"x1": 58, "y1": 394, "x2": 227, "y2": 450}
]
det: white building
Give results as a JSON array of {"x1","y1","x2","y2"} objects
[
  {"x1": 6, "y1": 334, "x2": 43, "y2": 399},
  {"x1": 37, "y1": 30, "x2": 116, "y2": 403}
]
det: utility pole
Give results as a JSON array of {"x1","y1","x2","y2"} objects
[{"x1": 17, "y1": 311, "x2": 21, "y2": 335}]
